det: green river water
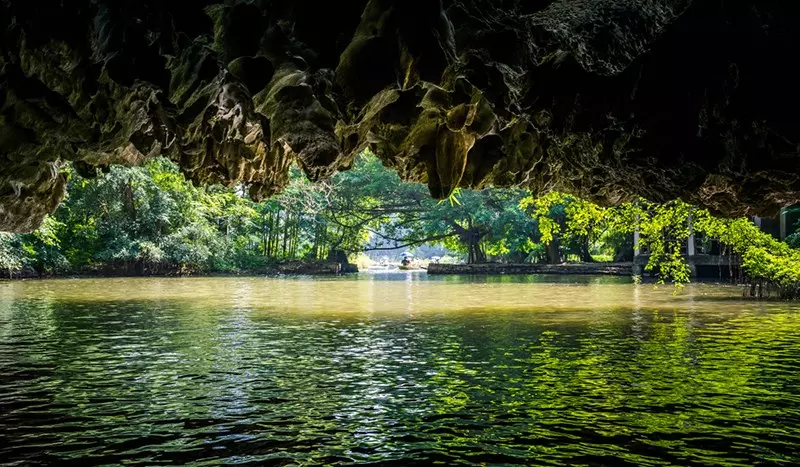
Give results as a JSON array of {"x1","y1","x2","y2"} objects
[{"x1": 1, "y1": 273, "x2": 799, "y2": 465}]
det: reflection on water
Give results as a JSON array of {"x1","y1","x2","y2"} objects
[{"x1": 1, "y1": 274, "x2": 799, "y2": 465}]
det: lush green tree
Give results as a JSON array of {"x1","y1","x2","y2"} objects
[
  {"x1": 0, "y1": 217, "x2": 67, "y2": 277},
  {"x1": 571, "y1": 197, "x2": 800, "y2": 298},
  {"x1": 0, "y1": 233, "x2": 24, "y2": 278},
  {"x1": 520, "y1": 192, "x2": 634, "y2": 263},
  {"x1": 787, "y1": 233, "x2": 800, "y2": 249},
  {"x1": 52, "y1": 161, "x2": 224, "y2": 273},
  {"x1": 306, "y1": 152, "x2": 537, "y2": 264},
  {"x1": 695, "y1": 213, "x2": 800, "y2": 298}
]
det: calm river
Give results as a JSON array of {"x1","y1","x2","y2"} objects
[{"x1": 1, "y1": 274, "x2": 799, "y2": 465}]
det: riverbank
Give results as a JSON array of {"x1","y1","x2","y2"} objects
[
  {"x1": 2, "y1": 261, "x2": 638, "y2": 279},
  {"x1": 426, "y1": 262, "x2": 633, "y2": 276},
  {"x1": 0, "y1": 260, "x2": 359, "y2": 280}
]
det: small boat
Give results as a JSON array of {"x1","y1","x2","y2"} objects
[
  {"x1": 398, "y1": 254, "x2": 427, "y2": 271},
  {"x1": 399, "y1": 251, "x2": 420, "y2": 270}
]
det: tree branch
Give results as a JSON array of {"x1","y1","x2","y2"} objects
[{"x1": 357, "y1": 233, "x2": 458, "y2": 252}]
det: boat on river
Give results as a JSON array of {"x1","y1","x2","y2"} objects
[{"x1": 398, "y1": 251, "x2": 426, "y2": 270}]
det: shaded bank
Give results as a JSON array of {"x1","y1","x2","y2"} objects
[
  {"x1": 427, "y1": 262, "x2": 633, "y2": 276},
  {"x1": 2, "y1": 260, "x2": 357, "y2": 280},
  {"x1": 427, "y1": 261, "x2": 745, "y2": 283}
]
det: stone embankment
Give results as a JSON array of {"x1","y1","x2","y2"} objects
[
  {"x1": 426, "y1": 263, "x2": 633, "y2": 276},
  {"x1": 261, "y1": 261, "x2": 352, "y2": 275}
]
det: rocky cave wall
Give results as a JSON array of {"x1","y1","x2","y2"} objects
[{"x1": 1, "y1": 0, "x2": 799, "y2": 232}]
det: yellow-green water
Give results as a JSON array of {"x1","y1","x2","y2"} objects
[{"x1": 1, "y1": 273, "x2": 799, "y2": 465}]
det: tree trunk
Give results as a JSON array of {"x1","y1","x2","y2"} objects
[
  {"x1": 613, "y1": 233, "x2": 635, "y2": 262},
  {"x1": 266, "y1": 212, "x2": 274, "y2": 257},
  {"x1": 262, "y1": 213, "x2": 268, "y2": 256},
  {"x1": 291, "y1": 216, "x2": 296, "y2": 252},
  {"x1": 465, "y1": 230, "x2": 487, "y2": 264},
  {"x1": 122, "y1": 182, "x2": 136, "y2": 220},
  {"x1": 474, "y1": 242, "x2": 487, "y2": 263},
  {"x1": 546, "y1": 236, "x2": 561, "y2": 264},
  {"x1": 580, "y1": 236, "x2": 593, "y2": 262},
  {"x1": 271, "y1": 210, "x2": 281, "y2": 257},
  {"x1": 312, "y1": 222, "x2": 321, "y2": 259},
  {"x1": 291, "y1": 218, "x2": 298, "y2": 258},
  {"x1": 281, "y1": 213, "x2": 288, "y2": 257},
  {"x1": 287, "y1": 216, "x2": 295, "y2": 259}
]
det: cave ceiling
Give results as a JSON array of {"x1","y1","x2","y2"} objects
[{"x1": 1, "y1": 0, "x2": 799, "y2": 232}]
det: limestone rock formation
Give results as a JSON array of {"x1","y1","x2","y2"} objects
[{"x1": 2, "y1": 0, "x2": 799, "y2": 231}]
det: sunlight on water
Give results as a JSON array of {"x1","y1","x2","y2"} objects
[
  {"x1": 1, "y1": 274, "x2": 799, "y2": 465},
  {"x1": 0, "y1": 273, "x2": 766, "y2": 315}
]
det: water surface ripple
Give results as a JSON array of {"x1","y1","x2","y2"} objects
[{"x1": 1, "y1": 275, "x2": 799, "y2": 465}]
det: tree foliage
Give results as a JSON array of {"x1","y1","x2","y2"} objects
[
  {"x1": 0, "y1": 153, "x2": 538, "y2": 272},
  {"x1": 521, "y1": 194, "x2": 800, "y2": 298},
  {"x1": 520, "y1": 192, "x2": 634, "y2": 263}
]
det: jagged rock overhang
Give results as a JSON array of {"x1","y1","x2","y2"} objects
[{"x1": 1, "y1": 0, "x2": 799, "y2": 232}]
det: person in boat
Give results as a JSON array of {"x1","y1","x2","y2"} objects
[{"x1": 400, "y1": 251, "x2": 414, "y2": 268}]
